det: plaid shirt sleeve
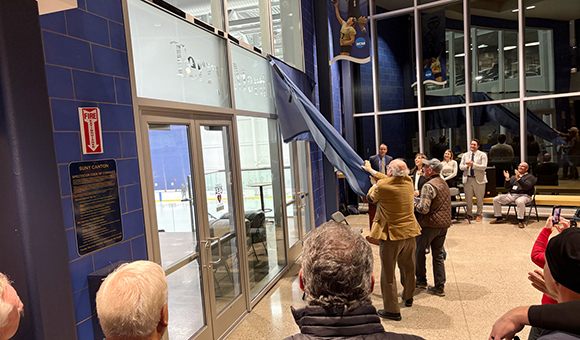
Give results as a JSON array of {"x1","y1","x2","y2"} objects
[{"x1": 414, "y1": 183, "x2": 437, "y2": 214}]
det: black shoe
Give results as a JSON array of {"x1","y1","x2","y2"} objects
[
  {"x1": 416, "y1": 281, "x2": 428, "y2": 289},
  {"x1": 428, "y1": 286, "x2": 445, "y2": 297},
  {"x1": 377, "y1": 309, "x2": 402, "y2": 321},
  {"x1": 405, "y1": 298, "x2": 413, "y2": 307}
]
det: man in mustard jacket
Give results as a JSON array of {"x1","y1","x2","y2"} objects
[{"x1": 362, "y1": 159, "x2": 422, "y2": 321}]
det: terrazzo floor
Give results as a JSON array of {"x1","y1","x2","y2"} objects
[{"x1": 225, "y1": 205, "x2": 575, "y2": 340}]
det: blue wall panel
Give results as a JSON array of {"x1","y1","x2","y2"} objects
[
  {"x1": 40, "y1": 0, "x2": 146, "y2": 336},
  {"x1": 302, "y1": 0, "x2": 326, "y2": 227}
]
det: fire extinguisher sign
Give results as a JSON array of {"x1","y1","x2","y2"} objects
[{"x1": 78, "y1": 107, "x2": 104, "y2": 154}]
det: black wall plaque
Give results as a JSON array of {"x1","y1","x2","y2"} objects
[{"x1": 70, "y1": 160, "x2": 123, "y2": 256}]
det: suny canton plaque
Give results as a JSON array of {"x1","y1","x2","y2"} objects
[{"x1": 69, "y1": 159, "x2": 123, "y2": 256}]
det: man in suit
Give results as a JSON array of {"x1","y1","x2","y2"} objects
[
  {"x1": 369, "y1": 143, "x2": 392, "y2": 174},
  {"x1": 490, "y1": 162, "x2": 537, "y2": 228},
  {"x1": 459, "y1": 139, "x2": 488, "y2": 221},
  {"x1": 366, "y1": 143, "x2": 393, "y2": 245},
  {"x1": 362, "y1": 159, "x2": 421, "y2": 321}
]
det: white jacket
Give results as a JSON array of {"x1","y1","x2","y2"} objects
[{"x1": 460, "y1": 150, "x2": 488, "y2": 184}]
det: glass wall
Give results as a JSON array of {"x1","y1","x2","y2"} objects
[
  {"x1": 127, "y1": 0, "x2": 231, "y2": 108},
  {"x1": 376, "y1": 14, "x2": 417, "y2": 111},
  {"x1": 524, "y1": 0, "x2": 580, "y2": 95},
  {"x1": 236, "y1": 116, "x2": 287, "y2": 298},
  {"x1": 271, "y1": 0, "x2": 304, "y2": 69},
  {"x1": 162, "y1": 0, "x2": 224, "y2": 29},
  {"x1": 379, "y1": 112, "x2": 419, "y2": 166},
  {"x1": 358, "y1": 0, "x2": 580, "y2": 198},
  {"x1": 421, "y1": 3, "x2": 464, "y2": 103}
]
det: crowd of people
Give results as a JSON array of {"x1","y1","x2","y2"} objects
[{"x1": 2, "y1": 140, "x2": 580, "y2": 340}]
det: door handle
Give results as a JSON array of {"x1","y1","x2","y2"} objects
[
  {"x1": 206, "y1": 236, "x2": 222, "y2": 266},
  {"x1": 297, "y1": 191, "x2": 307, "y2": 208}
]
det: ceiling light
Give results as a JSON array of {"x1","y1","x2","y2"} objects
[
  {"x1": 512, "y1": 9, "x2": 519, "y2": 12},
  {"x1": 475, "y1": 76, "x2": 483, "y2": 80},
  {"x1": 526, "y1": 5, "x2": 536, "y2": 9},
  {"x1": 504, "y1": 46, "x2": 517, "y2": 51},
  {"x1": 478, "y1": 44, "x2": 488, "y2": 48},
  {"x1": 525, "y1": 42, "x2": 540, "y2": 47},
  {"x1": 455, "y1": 53, "x2": 465, "y2": 57}
]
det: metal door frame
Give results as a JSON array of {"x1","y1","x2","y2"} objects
[{"x1": 138, "y1": 109, "x2": 248, "y2": 340}]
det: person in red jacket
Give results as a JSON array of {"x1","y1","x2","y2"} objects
[{"x1": 527, "y1": 216, "x2": 571, "y2": 340}]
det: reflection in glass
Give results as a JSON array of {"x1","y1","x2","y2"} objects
[
  {"x1": 271, "y1": 0, "x2": 303, "y2": 69},
  {"x1": 422, "y1": 3, "x2": 464, "y2": 104},
  {"x1": 199, "y1": 125, "x2": 242, "y2": 313},
  {"x1": 355, "y1": 116, "x2": 376, "y2": 160},
  {"x1": 379, "y1": 112, "x2": 419, "y2": 166},
  {"x1": 236, "y1": 116, "x2": 287, "y2": 298},
  {"x1": 526, "y1": 96, "x2": 580, "y2": 189},
  {"x1": 282, "y1": 143, "x2": 299, "y2": 247},
  {"x1": 147, "y1": 124, "x2": 206, "y2": 340},
  {"x1": 228, "y1": 0, "x2": 266, "y2": 50},
  {"x1": 376, "y1": 14, "x2": 416, "y2": 111},
  {"x1": 162, "y1": 0, "x2": 224, "y2": 29},
  {"x1": 296, "y1": 141, "x2": 313, "y2": 236},
  {"x1": 524, "y1": 0, "x2": 579, "y2": 94},
  {"x1": 472, "y1": 103, "x2": 520, "y2": 189},
  {"x1": 166, "y1": 259, "x2": 205, "y2": 340}
]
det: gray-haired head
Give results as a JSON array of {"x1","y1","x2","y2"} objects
[
  {"x1": 301, "y1": 221, "x2": 373, "y2": 310},
  {"x1": 388, "y1": 158, "x2": 409, "y2": 177},
  {"x1": 96, "y1": 261, "x2": 168, "y2": 339}
]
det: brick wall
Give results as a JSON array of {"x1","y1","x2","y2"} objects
[{"x1": 40, "y1": 0, "x2": 146, "y2": 338}]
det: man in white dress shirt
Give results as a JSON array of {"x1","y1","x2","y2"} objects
[{"x1": 459, "y1": 139, "x2": 488, "y2": 221}]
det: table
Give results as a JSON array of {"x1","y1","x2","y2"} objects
[{"x1": 247, "y1": 182, "x2": 272, "y2": 212}]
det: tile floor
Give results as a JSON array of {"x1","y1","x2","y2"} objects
[{"x1": 226, "y1": 205, "x2": 575, "y2": 340}]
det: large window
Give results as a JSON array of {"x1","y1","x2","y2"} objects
[
  {"x1": 236, "y1": 116, "x2": 287, "y2": 298},
  {"x1": 357, "y1": 0, "x2": 580, "y2": 197}
]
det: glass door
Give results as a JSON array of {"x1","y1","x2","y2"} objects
[
  {"x1": 283, "y1": 140, "x2": 314, "y2": 262},
  {"x1": 142, "y1": 114, "x2": 246, "y2": 340}
]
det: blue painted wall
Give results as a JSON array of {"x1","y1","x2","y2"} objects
[
  {"x1": 40, "y1": 0, "x2": 147, "y2": 338},
  {"x1": 302, "y1": 0, "x2": 327, "y2": 226}
]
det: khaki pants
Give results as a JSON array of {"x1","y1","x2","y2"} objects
[
  {"x1": 493, "y1": 193, "x2": 531, "y2": 220},
  {"x1": 464, "y1": 177, "x2": 485, "y2": 216},
  {"x1": 379, "y1": 237, "x2": 416, "y2": 314}
]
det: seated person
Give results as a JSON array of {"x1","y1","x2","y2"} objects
[
  {"x1": 96, "y1": 261, "x2": 168, "y2": 340},
  {"x1": 0, "y1": 273, "x2": 24, "y2": 340},
  {"x1": 284, "y1": 221, "x2": 425, "y2": 340},
  {"x1": 535, "y1": 153, "x2": 559, "y2": 185},
  {"x1": 490, "y1": 162, "x2": 537, "y2": 228},
  {"x1": 490, "y1": 227, "x2": 580, "y2": 340}
]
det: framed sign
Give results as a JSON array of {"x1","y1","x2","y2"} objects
[{"x1": 70, "y1": 160, "x2": 123, "y2": 256}]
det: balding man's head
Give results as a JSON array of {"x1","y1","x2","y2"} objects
[
  {"x1": 544, "y1": 153, "x2": 551, "y2": 162},
  {"x1": 387, "y1": 159, "x2": 409, "y2": 177},
  {"x1": 517, "y1": 162, "x2": 529, "y2": 174}
]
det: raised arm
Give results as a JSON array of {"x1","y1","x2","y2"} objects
[{"x1": 334, "y1": 2, "x2": 344, "y2": 25}]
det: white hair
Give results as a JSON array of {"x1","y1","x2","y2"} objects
[
  {"x1": 96, "y1": 261, "x2": 167, "y2": 338},
  {"x1": 0, "y1": 273, "x2": 13, "y2": 328},
  {"x1": 389, "y1": 159, "x2": 409, "y2": 177}
]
